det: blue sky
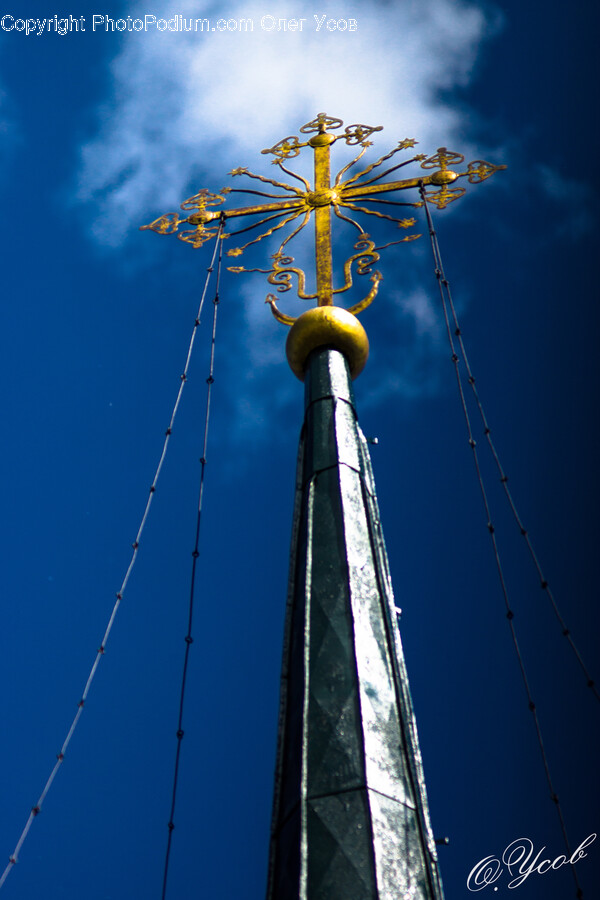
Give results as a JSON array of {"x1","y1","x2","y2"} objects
[{"x1": 0, "y1": 1, "x2": 598, "y2": 898}]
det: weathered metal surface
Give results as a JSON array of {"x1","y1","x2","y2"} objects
[{"x1": 266, "y1": 347, "x2": 444, "y2": 899}]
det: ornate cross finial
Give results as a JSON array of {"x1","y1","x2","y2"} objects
[{"x1": 141, "y1": 114, "x2": 505, "y2": 377}]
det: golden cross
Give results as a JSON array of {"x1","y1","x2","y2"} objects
[{"x1": 141, "y1": 112, "x2": 505, "y2": 333}]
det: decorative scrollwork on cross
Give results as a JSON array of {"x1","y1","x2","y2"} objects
[
  {"x1": 141, "y1": 114, "x2": 506, "y2": 323},
  {"x1": 419, "y1": 185, "x2": 467, "y2": 209},
  {"x1": 261, "y1": 136, "x2": 304, "y2": 161},
  {"x1": 140, "y1": 188, "x2": 230, "y2": 249},
  {"x1": 299, "y1": 113, "x2": 344, "y2": 134},
  {"x1": 467, "y1": 160, "x2": 507, "y2": 183},
  {"x1": 343, "y1": 123, "x2": 384, "y2": 145},
  {"x1": 420, "y1": 148, "x2": 465, "y2": 172}
]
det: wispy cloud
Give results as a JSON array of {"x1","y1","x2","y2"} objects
[
  {"x1": 74, "y1": 0, "x2": 502, "y2": 419},
  {"x1": 76, "y1": 0, "x2": 500, "y2": 244}
]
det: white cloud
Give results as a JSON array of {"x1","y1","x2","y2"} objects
[
  {"x1": 74, "y1": 0, "x2": 502, "y2": 421},
  {"x1": 76, "y1": 0, "x2": 500, "y2": 245},
  {"x1": 358, "y1": 285, "x2": 450, "y2": 406},
  {"x1": 397, "y1": 286, "x2": 440, "y2": 340}
]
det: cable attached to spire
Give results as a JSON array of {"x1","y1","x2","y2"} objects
[
  {"x1": 160, "y1": 225, "x2": 224, "y2": 900},
  {"x1": 0, "y1": 220, "x2": 225, "y2": 894},
  {"x1": 419, "y1": 182, "x2": 597, "y2": 702},
  {"x1": 419, "y1": 182, "x2": 590, "y2": 899}
]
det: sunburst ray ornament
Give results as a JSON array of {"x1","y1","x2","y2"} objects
[{"x1": 141, "y1": 112, "x2": 505, "y2": 376}]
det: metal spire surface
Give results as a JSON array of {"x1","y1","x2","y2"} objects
[
  {"x1": 266, "y1": 346, "x2": 444, "y2": 899},
  {"x1": 141, "y1": 112, "x2": 505, "y2": 898}
]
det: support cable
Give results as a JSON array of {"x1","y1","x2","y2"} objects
[
  {"x1": 0, "y1": 221, "x2": 224, "y2": 893},
  {"x1": 161, "y1": 227, "x2": 224, "y2": 900},
  {"x1": 419, "y1": 184, "x2": 598, "y2": 701},
  {"x1": 442, "y1": 280, "x2": 598, "y2": 703},
  {"x1": 419, "y1": 183, "x2": 585, "y2": 899}
]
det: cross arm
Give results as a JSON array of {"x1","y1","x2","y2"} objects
[
  {"x1": 188, "y1": 197, "x2": 305, "y2": 224},
  {"x1": 342, "y1": 174, "x2": 436, "y2": 200}
]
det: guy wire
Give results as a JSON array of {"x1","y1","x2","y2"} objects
[
  {"x1": 419, "y1": 183, "x2": 585, "y2": 898},
  {"x1": 161, "y1": 227, "x2": 224, "y2": 900},
  {"x1": 0, "y1": 221, "x2": 224, "y2": 893}
]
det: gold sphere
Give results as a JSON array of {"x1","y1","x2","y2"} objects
[
  {"x1": 286, "y1": 306, "x2": 369, "y2": 381},
  {"x1": 308, "y1": 132, "x2": 335, "y2": 147},
  {"x1": 430, "y1": 169, "x2": 459, "y2": 185}
]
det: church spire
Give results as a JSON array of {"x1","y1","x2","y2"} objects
[
  {"x1": 266, "y1": 342, "x2": 444, "y2": 899},
  {"x1": 141, "y1": 112, "x2": 505, "y2": 898}
]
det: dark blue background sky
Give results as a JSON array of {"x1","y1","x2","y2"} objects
[{"x1": 0, "y1": 1, "x2": 598, "y2": 898}]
